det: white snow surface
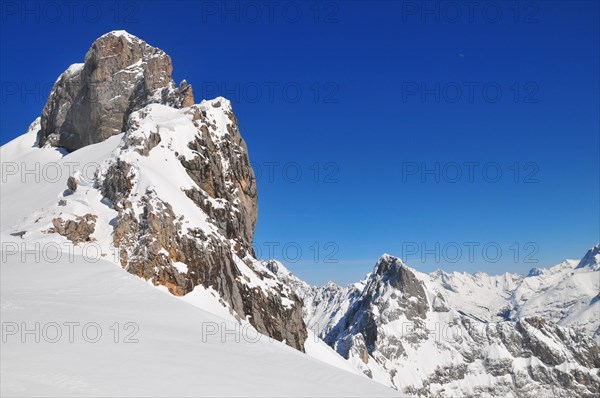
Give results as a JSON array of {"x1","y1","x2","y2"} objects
[{"x1": 0, "y1": 255, "x2": 399, "y2": 397}]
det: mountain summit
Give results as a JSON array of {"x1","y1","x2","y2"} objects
[{"x1": 38, "y1": 31, "x2": 193, "y2": 151}]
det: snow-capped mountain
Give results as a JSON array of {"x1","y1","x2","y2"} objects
[
  {"x1": 269, "y1": 248, "x2": 600, "y2": 397},
  {"x1": 1, "y1": 31, "x2": 309, "y2": 351}
]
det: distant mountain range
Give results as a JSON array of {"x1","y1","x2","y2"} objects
[{"x1": 268, "y1": 244, "x2": 599, "y2": 396}]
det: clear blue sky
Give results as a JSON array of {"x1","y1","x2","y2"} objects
[{"x1": 1, "y1": 1, "x2": 598, "y2": 285}]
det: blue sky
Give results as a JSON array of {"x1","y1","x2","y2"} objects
[{"x1": 1, "y1": 1, "x2": 598, "y2": 285}]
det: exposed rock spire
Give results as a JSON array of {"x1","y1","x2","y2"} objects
[{"x1": 38, "y1": 30, "x2": 193, "y2": 151}]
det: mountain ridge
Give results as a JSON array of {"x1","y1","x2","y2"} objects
[{"x1": 268, "y1": 246, "x2": 600, "y2": 396}]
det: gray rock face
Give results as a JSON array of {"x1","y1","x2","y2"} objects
[
  {"x1": 38, "y1": 31, "x2": 193, "y2": 152},
  {"x1": 264, "y1": 259, "x2": 365, "y2": 338},
  {"x1": 368, "y1": 254, "x2": 429, "y2": 320},
  {"x1": 180, "y1": 108, "x2": 257, "y2": 251}
]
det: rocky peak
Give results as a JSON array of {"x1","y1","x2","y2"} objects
[
  {"x1": 366, "y1": 254, "x2": 428, "y2": 316},
  {"x1": 576, "y1": 243, "x2": 600, "y2": 270},
  {"x1": 38, "y1": 30, "x2": 193, "y2": 151},
  {"x1": 372, "y1": 254, "x2": 415, "y2": 288},
  {"x1": 319, "y1": 255, "x2": 431, "y2": 368}
]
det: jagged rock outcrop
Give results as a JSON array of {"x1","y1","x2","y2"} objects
[
  {"x1": 324, "y1": 255, "x2": 430, "y2": 361},
  {"x1": 179, "y1": 106, "x2": 257, "y2": 251},
  {"x1": 38, "y1": 30, "x2": 193, "y2": 151},
  {"x1": 49, "y1": 214, "x2": 97, "y2": 243},
  {"x1": 11, "y1": 29, "x2": 598, "y2": 395},
  {"x1": 13, "y1": 31, "x2": 307, "y2": 352}
]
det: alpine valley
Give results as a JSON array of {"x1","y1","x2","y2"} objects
[{"x1": 1, "y1": 31, "x2": 598, "y2": 398}]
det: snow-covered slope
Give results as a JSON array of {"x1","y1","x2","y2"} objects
[
  {"x1": 513, "y1": 255, "x2": 600, "y2": 336},
  {"x1": 0, "y1": 254, "x2": 399, "y2": 397},
  {"x1": 422, "y1": 268, "x2": 523, "y2": 323}
]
